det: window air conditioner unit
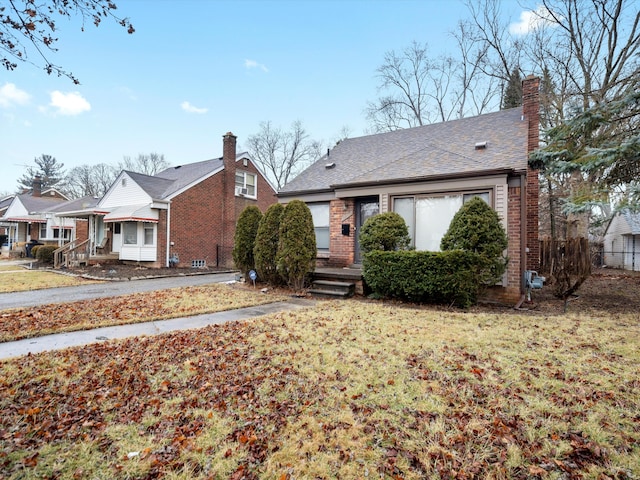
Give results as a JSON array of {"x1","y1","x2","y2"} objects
[{"x1": 235, "y1": 186, "x2": 248, "y2": 196}]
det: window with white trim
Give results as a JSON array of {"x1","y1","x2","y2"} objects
[
  {"x1": 123, "y1": 222, "x2": 137, "y2": 245},
  {"x1": 144, "y1": 224, "x2": 155, "y2": 245},
  {"x1": 235, "y1": 171, "x2": 257, "y2": 198},
  {"x1": 39, "y1": 223, "x2": 47, "y2": 239},
  {"x1": 308, "y1": 202, "x2": 330, "y2": 251},
  {"x1": 393, "y1": 191, "x2": 491, "y2": 251}
]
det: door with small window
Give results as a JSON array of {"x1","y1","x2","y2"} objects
[
  {"x1": 355, "y1": 197, "x2": 380, "y2": 264},
  {"x1": 112, "y1": 223, "x2": 122, "y2": 253}
]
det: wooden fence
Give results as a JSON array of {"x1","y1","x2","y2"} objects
[{"x1": 539, "y1": 237, "x2": 591, "y2": 278}]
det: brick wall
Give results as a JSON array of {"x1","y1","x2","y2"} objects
[
  {"x1": 165, "y1": 133, "x2": 277, "y2": 269},
  {"x1": 328, "y1": 198, "x2": 355, "y2": 266},
  {"x1": 523, "y1": 75, "x2": 540, "y2": 271}
]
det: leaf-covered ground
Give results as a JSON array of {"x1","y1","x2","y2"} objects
[
  {"x1": 0, "y1": 284, "x2": 288, "y2": 342},
  {"x1": 1, "y1": 297, "x2": 638, "y2": 479},
  {"x1": 0, "y1": 269, "x2": 99, "y2": 293}
]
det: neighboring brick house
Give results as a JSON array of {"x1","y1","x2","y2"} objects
[
  {"x1": 55, "y1": 132, "x2": 277, "y2": 268},
  {"x1": 279, "y1": 76, "x2": 540, "y2": 302},
  {"x1": 0, "y1": 178, "x2": 72, "y2": 256}
]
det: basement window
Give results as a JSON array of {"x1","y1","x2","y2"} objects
[{"x1": 191, "y1": 259, "x2": 206, "y2": 268}]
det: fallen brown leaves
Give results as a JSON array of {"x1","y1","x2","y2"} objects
[
  {"x1": 0, "y1": 284, "x2": 287, "y2": 342},
  {"x1": 1, "y1": 299, "x2": 638, "y2": 479}
]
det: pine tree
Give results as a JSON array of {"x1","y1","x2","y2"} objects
[
  {"x1": 18, "y1": 155, "x2": 66, "y2": 192},
  {"x1": 501, "y1": 68, "x2": 522, "y2": 110}
]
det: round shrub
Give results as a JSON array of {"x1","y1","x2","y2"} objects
[
  {"x1": 359, "y1": 212, "x2": 410, "y2": 252},
  {"x1": 440, "y1": 197, "x2": 508, "y2": 284},
  {"x1": 232, "y1": 205, "x2": 263, "y2": 278},
  {"x1": 35, "y1": 245, "x2": 57, "y2": 264},
  {"x1": 276, "y1": 200, "x2": 316, "y2": 291},
  {"x1": 254, "y1": 203, "x2": 285, "y2": 286}
]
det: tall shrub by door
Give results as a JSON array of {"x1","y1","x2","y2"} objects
[
  {"x1": 276, "y1": 200, "x2": 316, "y2": 291},
  {"x1": 254, "y1": 203, "x2": 284, "y2": 285},
  {"x1": 232, "y1": 206, "x2": 263, "y2": 278}
]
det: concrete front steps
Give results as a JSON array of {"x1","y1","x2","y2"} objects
[
  {"x1": 309, "y1": 267, "x2": 363, "y2": 298},
  {"x1": 308, "y1": 279, "x2": 356, "y2": 299}
]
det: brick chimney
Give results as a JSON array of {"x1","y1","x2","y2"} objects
[
  {"x1": 222, "y1": 132, "x2": 237, "y2": 267},
  {"x1": 32, "y1": 176, "x2": 43, "y2": 197},
  {"x1": 522, "y1": 75, "x2": 540, "y2": 270}
]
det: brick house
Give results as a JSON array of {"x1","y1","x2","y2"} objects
[
  {"x1": 279, "y1": 76, "x2": 540, "y2": 302},
  {"x1": 56, "y1": 132, "x2": 276, "y2": 268}
]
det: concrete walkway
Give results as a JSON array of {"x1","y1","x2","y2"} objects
[
  {"x1": 0, "y1": 298, "x2": 315, "y2": 360},
  {"x1": 0, "y1": 261, "x2": 316, "y2": 360}
]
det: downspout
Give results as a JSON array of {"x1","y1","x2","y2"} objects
[
  {"x1": 515, "y1": 173, "x2": 528, "y2": 309},
  {"x1": 165, "y1": 201, "x2": 171, "y2": 267}
]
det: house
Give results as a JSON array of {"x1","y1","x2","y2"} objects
[
  {"x1": 278, "y1": 76, "x2": 540, "y2": 302},
  {"x1": 55, "y1": 132, "x2": 277, "y2": 268},
  {"x1": 602, "y1": 210, "x2": 640, "y2": 271},
  {"x1": 0, "y1": 178, "x2": 72, "y2": 257}
]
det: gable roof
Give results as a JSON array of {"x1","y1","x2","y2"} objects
[
  {"x1": 622, "y1": 210, "x2": 640, "y2": 234},
  {"x1": 280, "y1": 108, "x2": 527, "y2": 195}
]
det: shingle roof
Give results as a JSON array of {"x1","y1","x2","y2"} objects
[
  {"x1": 622, "y1": 210, "x2": 640, "y2": 234},
  {"x1": 18, "y1": 194, "x2": 68, "y2": 213},
  {"x1": 280, "y1": 108, "x2": 527, "y2": 194}
]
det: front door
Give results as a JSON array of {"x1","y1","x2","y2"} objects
[
  {"x1": 112, "y1": 223, "x2": 122, "y2": 253},
  {"x1": 354, "y1": 196, "x2": 380, "y2": 264}
]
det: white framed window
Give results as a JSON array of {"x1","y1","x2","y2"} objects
[
  {"x1": 123, "y1": 222, "x2": 137, "y2": 245},
  {"x1": 393, "y1": 190, "x2": 492, "y2": 251},
  {"x1": 144, "y1": 224, "x2": 155, "y2": 245},
  {"x1": 308, "y1": 202, "x2": 330, "y2": 251},
  {"x1": 39, "y1": 223, "x2": 47, "y2": 239},
  {"x1": 53, "y1": 228, "x2": 71, "y2": 241},
  {"x1": 235, "y1": 171, "x2": 257, "y2": 198}
]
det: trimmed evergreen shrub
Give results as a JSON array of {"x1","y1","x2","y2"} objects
[
  {"x1": 254, "y1": 203, "x2": 285, "y2": 285},
  {"x1": 363, "y1": 250, "x2": 484, "y2": 308},
  {"x1": 30, "y1": 245, "x2": 41, "y2": 259},
  {"x1": 359, "y1": 212, "x2": 411, "y2": 252},
  {"x1": 232, "y1": 205, "x2": 263, "y2": 278},
  {"x1": 276, "y1": 200, "x2": 316, "y2": 291},
  {"x1": 440, "y1": 197, "x2": 508, "y2": 285},
  {"x1": 35, "y1": 245, "x2": 57, "y2": 264}
]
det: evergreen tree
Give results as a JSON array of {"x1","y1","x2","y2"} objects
[
  {"x1": 232, "y1": 206, "x2": 263, "y2": 278},
  {"x1": 276, "y1": 200, "x2": 316, "y2": 291},
  {"x1": 501, "y1": 67, "x2": 522, "y2": 110},
  {"x1": 18, "y1": 154, "x2": 66, "y2": 192},
  {"x1": 441, "y1": 197, "x2": 508, "y2": 285},
  {"x1": 254, "y1": 203, "x2": 285, "y2": 285},
  {"x1": 359, "y1": 212, "x2": 410, "y2": 252}
]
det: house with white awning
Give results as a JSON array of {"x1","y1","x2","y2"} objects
[{"x1": 54, "y1": 132, "x2": 276, "y2": 268}]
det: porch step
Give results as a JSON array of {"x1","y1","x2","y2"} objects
[{"x1": 308, "y1": 280, "x2": 355, "y2": 299}]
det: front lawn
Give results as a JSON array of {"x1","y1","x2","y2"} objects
[
  {"x1": 0, "y1": 283, "x2": 289, "y2": 342},
  {"x1": 0, "y1": 269, "x2": 99, "y2": 293},
  {"x1": 1, "y1": 301, "x2": 638, "y2": 479}
]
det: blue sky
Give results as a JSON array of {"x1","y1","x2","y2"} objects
[{"x1": 0, "y1": 0, "x2": 530, "y2": 195}]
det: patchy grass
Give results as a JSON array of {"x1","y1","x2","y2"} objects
[
  {"x1": 0, "y1": 269, "x2": 99, "y2": 293},
  {"x1": 1, "y1": 301, "x2": 638, "y2": 479},
  {"x1": 0, "y1": 283, "x2": 289, "y2": 342}
]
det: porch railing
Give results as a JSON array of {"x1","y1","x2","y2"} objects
[{"x1": 54, "y1": 238, "x2": 90, "y2": 269}]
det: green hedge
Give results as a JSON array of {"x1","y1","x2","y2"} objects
[
  {"x1": 35, "y1": 245, "x2": 57, "y2": 264},
  {"x1": 363, "y1": 250, "x2": 485, "y2": 308}
]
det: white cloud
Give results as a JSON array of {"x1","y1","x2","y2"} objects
[
  {"x1": 509, "y1": 6, "x2": 558, "y2": 35},
  {"x1": 49, "y1": 91, "x2": 91, "y2": 115},
  {"x1": 181, "y1": 101, "x2": 208, "y2": 114},
  {"x1": 0, "y1": 83, "x2": 31, "y2": 108},
  {"x1": 244, "y1": 59, "x2": 269, "y2": 72}
]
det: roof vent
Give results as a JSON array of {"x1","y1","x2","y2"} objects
[
  {"x1": 325, "y1": 162, "x2": 336, "y2": 169},
  {"x1": 475, "y1": 141, "x2": 487, "y2": 150}
]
